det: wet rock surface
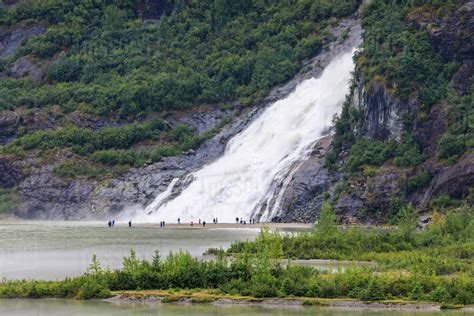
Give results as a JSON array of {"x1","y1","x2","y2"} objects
[
  {"x1": 275, "y1": 136, "x2": 341, "y2": 223},
  {"x1": 353, "y1": 73, "x2": 413, "y2": 141}
]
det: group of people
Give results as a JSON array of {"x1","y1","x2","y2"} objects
[
  {"x1": 190, "y1": 220, "x2": 206, "y2": 227},
  {"x1": 106, "y1": 217, "x2": 258, "y2": 228},
  {"x1": 235, "y1": 217, "x2": 256, "y2": 225},
  {"x1": 181, "y1": 217, "x2": 218, "y2": 227},
  {"x1": 107, "y1": 220, "x2": 132, "y2": 227}
]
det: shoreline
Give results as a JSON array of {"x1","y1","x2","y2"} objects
[
  {"x1": 132, "y1": 222, "x2": 313, "y2": 230},
  {"x1": 107, "y1": 290, "x2": 473, "y2": 311}
]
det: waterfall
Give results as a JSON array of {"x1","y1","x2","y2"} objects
[{"x1": 135, "y1": 48, "x2": 356, "y2": 223}]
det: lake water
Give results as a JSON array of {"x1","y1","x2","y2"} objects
[
  {"x1": 1, "y1": 222, "x2": 472, "y2": 315},
  {"x1": 1, "y1": 299, "x2": 472, "y2": 316},
  {"x1": 0, "y1": 220, "x2": 259, "y2": 280}
]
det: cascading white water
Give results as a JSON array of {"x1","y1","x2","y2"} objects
[{"x1": 135, "y1": 49, "x2": 356, "y2": 223}]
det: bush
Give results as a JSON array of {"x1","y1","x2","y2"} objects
[
  {"x1": 76, "y1": 279, "x2": 111, "y2": 300},
  {"x1": 406, "y1": 171, "x2": 432, "y2": 194},
  {"x1": 438, "y1": 134, "x2": 466, "y2": 160},
  {"x1": 394, "y1": 134, "x2": 425, "y2": 167},
  {"x1": 345, "y1": 138, "x2": 396, "y2": 172}
]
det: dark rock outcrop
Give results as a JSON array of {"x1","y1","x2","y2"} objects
[
  {"x1": 420, "y1": 152, "x2": 474, "y2": 205},
  {"x1": 6, "y1": 57, "x2": 44, "y2": 81},
  {"x1": 0, "y1": 110, "x2": 20, "y2": 144},
  {"x1": 351, "y1": 73, "x2": 413, "y2": 141},
  {"x1": 408, "y1": 1, "x2": 473, "y2": 63},
  {"x1": 276, "y1": 136, "x2": 340, "y2": 223},
  {"x1": 0, "y1": 156, "x2": 21, "y2": 188},
  {"x1": 0, "y1": 25, "x2": 46, "y2": 58}
]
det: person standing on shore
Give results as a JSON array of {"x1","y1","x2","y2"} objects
[
  {"x1": 108, "y1": 221, "x2": 111, "y2": 227},
  {"x1": 128, "y1": 221, "x2": 132, "y2": 227},
  {"x1": 178, "y1": 218, "x2": 181, "y2": 224}
]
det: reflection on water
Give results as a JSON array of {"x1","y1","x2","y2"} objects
[
  {"x1": 1, "y1": 299, "x2": 472, "y2": 316},
  {"x1": 0, "y1": 221, "x2": 259, "y2": 280}
]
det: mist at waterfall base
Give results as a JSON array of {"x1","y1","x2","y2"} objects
[{"x1": 132, "y1": 49, "x2": 356, "y2": 224}]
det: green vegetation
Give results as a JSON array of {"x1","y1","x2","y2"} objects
[
  {"x1": 406, "y1": 171, "x2": 432, "y2": 194},
  {"x1": 229, "y1": 203, "x2": 472, "y2": 263},
  {"x1": 0, "y1": 188, "x2": 17, "y2": 215},
  {"x1": 0, "y1": 118, "x2": 207, "y2": 178},
  {"x1": 1, "y1": 205, "x2": 473, "y2": 305},
  {"x1": 5, "y1": 118, "x2": 167, "y2": 153},
  {"x1": 0, "y1": 0, "x2": 360, "y2": 115},
  {"x1": 343, "y1": 138, "x2": 396, "y2": 172},
  {"x1": 0, "y1": 0, "x2": 362, "y2": 178},
  {"x1": 357, "y1": 0, "x2": 458, "y2": 108},
  {"x1": 324, "y1": 0, "x2": 471, "y2": 211},
  {"x1": 438, "y1": 86, "x2": 474, "y2": 163}
]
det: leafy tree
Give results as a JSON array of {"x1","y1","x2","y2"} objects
[{"x1": 314, "y1": 202, "x2": 338, "y2": 236}]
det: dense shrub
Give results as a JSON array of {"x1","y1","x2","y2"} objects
[
  {"x1": 8, "y1": 118, "x2": 166, "y2": 152},
  {"x1": 358, "y1": 1, "x2": 458, "y2": 108},
  {"x1": 344, "y1": 138, "x2": 396, "y2": 172},
  {"x1": 0, "y1": 188, "x2": 17, "y2": 214},
  {"x1": 438, "y1": 134, "x2": 466, "y2": 160},
  {"x1": 406, "y1": 171, "x2": 432, "y2": 194},
  {"x1": 1, "y1": 242, "x2": 472, "y2": 305}
]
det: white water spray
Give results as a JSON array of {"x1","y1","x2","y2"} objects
[{"x1": 135, "y1": 49, "x2": 356, "y2": 223}]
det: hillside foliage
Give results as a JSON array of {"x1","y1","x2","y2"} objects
[
  {"x1": 325, "y1": 0, "x2": 472, "y2": 210},
  {"x1": 0, "y1": 0, "x2": 360, "y2": 115}
]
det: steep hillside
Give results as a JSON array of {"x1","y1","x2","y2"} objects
[
  {"x1": 279, "y1": 0, "x2": 473, "y2": 224},
  {"x1": 0, "y1": 0, "x2": 471, "y2": 222},
  {"x1": 0, "y1": 0, "x2": 361, "y2": 219}
]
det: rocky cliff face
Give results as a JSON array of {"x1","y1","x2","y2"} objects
[
  {"x1": 0, "y1": 24, "x2": 46, "y2": 81},
  {"x1": 277, "y1": 0, "x2": 473, "y2": 223}
]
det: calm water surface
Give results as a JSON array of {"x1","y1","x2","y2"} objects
[
  {"x1": 0, "y1": 221, "x2": 259, "y2": 280},
  {"x1": 1, "y1": 299, "x2": 472, "y2": 316}
]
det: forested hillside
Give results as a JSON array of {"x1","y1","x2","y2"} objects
[{"x1": 0, "y1": 0, "x2": 359, "y2": 114}]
